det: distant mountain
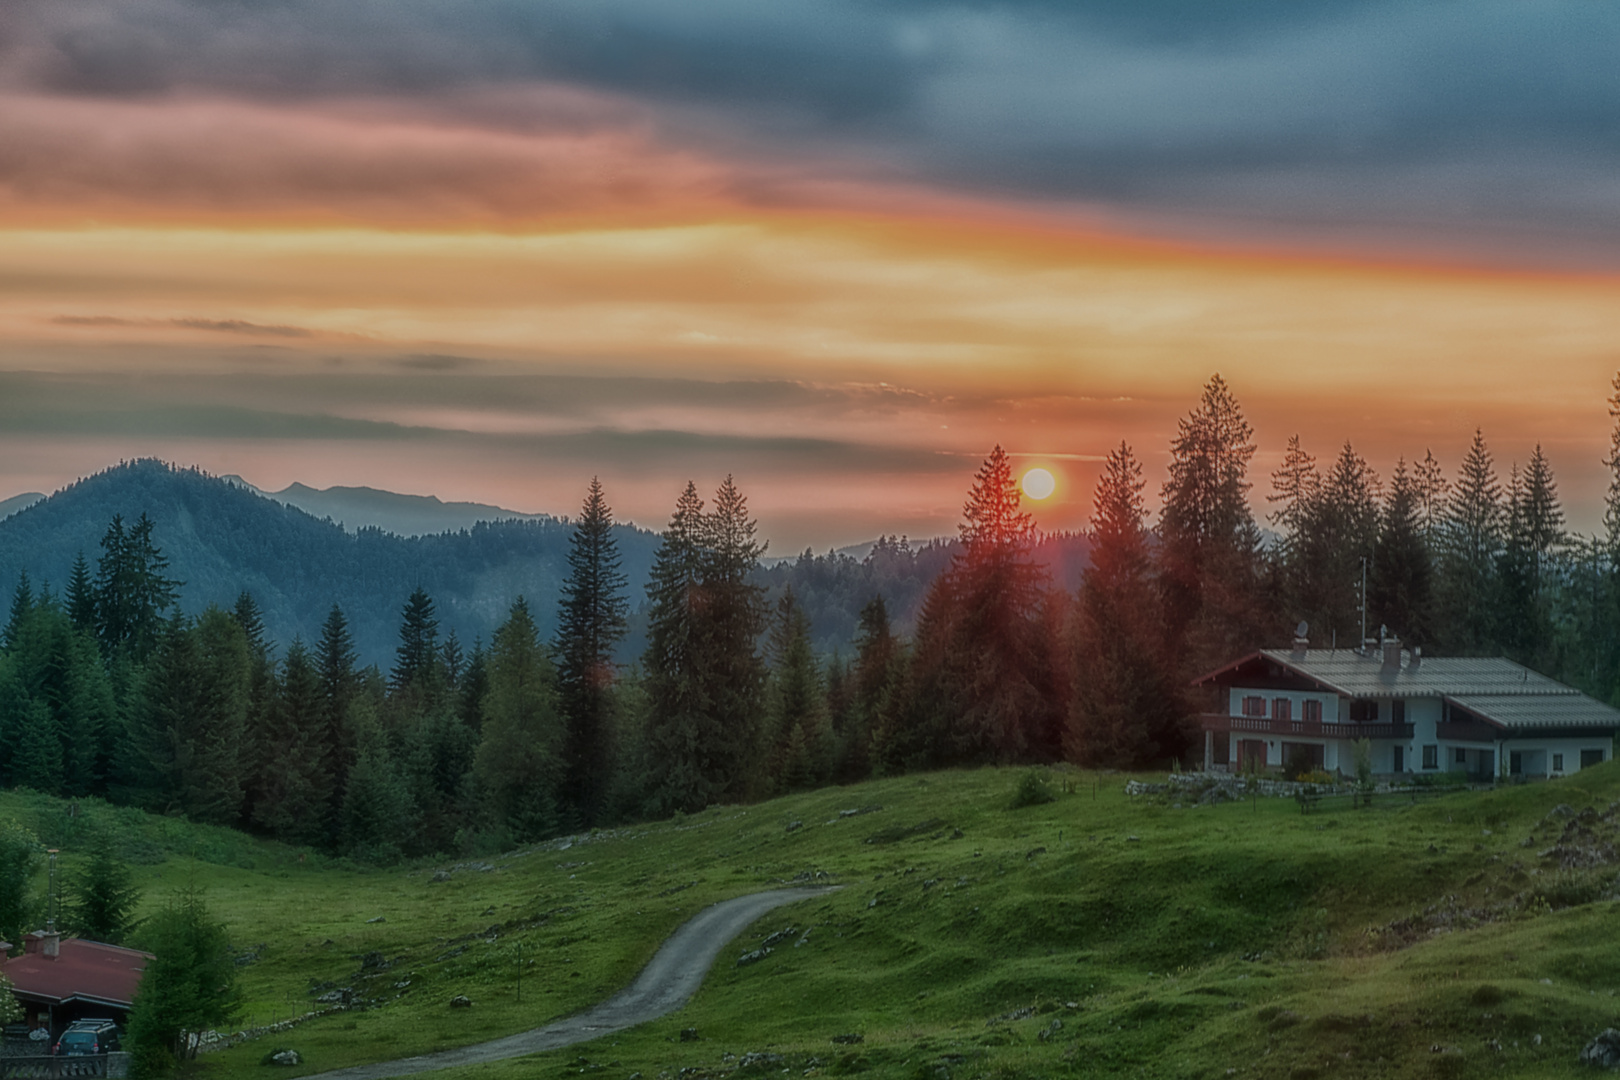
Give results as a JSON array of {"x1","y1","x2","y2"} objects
[
  {"x1": 0, "y1": 461, "x2": 661, "y2": 668},
  {"x1": 0, "y1": 460, "x2": 1089, "y2": 667},
  {"x1": 0, "y1": 492, "x2": 44, "y2": 521},
  {"x1": 223, "y1": 476, "x2": 552, "y2": 537}
]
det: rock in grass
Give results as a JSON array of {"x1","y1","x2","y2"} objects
[
  {"x1": 261, "y1": 1049, "x2": 302, "y2": 1066},
  {"x1": 830, "y1": 1034, "x2": 863, "y2": 1045},
  {"x1": 1580, "y1": 1028, "x2": 1620, "y2": 1068},
  {"x1": 448, "y1": 995, "x2": 473, "y2": 1008},
  {"x1": 736, "y1": 947, "x2": 773, "y2": 967},
  {"x1": 679, "y1": 1028, "x2": 700, "y2": 1042}
]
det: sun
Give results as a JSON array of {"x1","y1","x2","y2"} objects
[{"x1": 1021, "y1": 467, "x2": 1055, "y2": 500}]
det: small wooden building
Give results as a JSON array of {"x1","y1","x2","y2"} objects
[{"x1": 1, "y1": 931, "x2": 150, "y2": 1035}]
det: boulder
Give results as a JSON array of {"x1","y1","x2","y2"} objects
[
  {"x1": 448, "y1": 995, "x2": 473, "y2": 1009},
  {"x1": 266, "y1": 1050, "x2": 302, "y2": 1066},
  {"x1": 1580, "y1": 1028, "x2": 1620, "y2": 1069}
]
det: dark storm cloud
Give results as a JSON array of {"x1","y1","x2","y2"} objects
[{"x1": 8, "y1": 0, "x2": 1620, "y2": 253}]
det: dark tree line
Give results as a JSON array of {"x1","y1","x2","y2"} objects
[{"x1": 8, "y1": 375, "x2": 1620, "y2": 854}]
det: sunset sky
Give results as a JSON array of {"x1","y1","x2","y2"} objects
[{"x1": 4, "y1": 1, "x2": 1619, "y2": 549}]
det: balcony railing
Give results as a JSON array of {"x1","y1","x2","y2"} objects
[{"x1": 1199, "y1": 713, "x2": 1413, "y2": 740}]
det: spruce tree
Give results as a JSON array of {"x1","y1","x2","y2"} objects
[
  {"x1": 66, "y1": 845, "x2": 142, "y2": 945},
  {"x1": 390, "y1": 587, "x2": 443, "y2": 704},
  {"x1": 250, "y1": 641, "x2": 331, "y2": 846},
  {"x1": 3, "y1": 572, "x2": 33, "y2": 652},
  {"x1": 839, "y1": 595, "x2": 900, "y2": 782},
  {"x1": 93, "y1": 513, "x2": 180, "y2": 661},
  {"x1": 125, "y1": 888, "x2": 241, "y2": 1071},
  {"x1": 66, "y1": 553, "x2": 96, "y2": 635},
  {"x1": 1435, "y1": 429, "x2": 1503, "y2": 653},
  {"x1": 554, "y1": 478, "x2": 629, "y2": 828},
  {"x1": 641, "y1": 482, "x2": 721, "y2": 815},
  {"x1": 764, "y1": 590, "x2": 830, "y2": 792},
  {"x1": 908, "y1": 446, "x2": 1061, "y2": 765},
  {"x1": 474, "y1": 598, "x2": 563, "y2": 842},
  {"x1": 1370, "y1": 459, "x2": 1435, "y2": 645},
  {"x1": 1157, "y1": 375, "x2": 1267, "y2": 672},
  {"x1": 315, "y1": 604, "x2": 359, "y2": 843},
  {"x1": 1067, "y1": 442, "x2": 1186, "y2": 767}
]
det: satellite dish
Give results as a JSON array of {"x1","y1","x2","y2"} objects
[{"x1": 1295, "y1": 620, "x2": 1309, "y2": 638}]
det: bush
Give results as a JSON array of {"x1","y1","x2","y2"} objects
[{"x1": 1009, "y1": 771, "x2": 1056, "y2": 809}]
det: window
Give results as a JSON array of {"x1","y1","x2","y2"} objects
[
  {"x1": 1349, "y1": 700, "x2": 1379, "y2": 723},
  {"x1": 1454, "y1": 747, "x2": 1467, "y2": 765},
  {"x1": 1510, "y1": 751, "x2": 1522, "y2": 775},
  {"x1": 1242, "y1": 696, "x2": 1266, "y2": 718},
  {"x1": 1272, "y1": 698, "x2": 1292, "y2": 721},
  {"x1": 1390, "y1": 699, "x2": 1407, "y2": 724},
  {"x1": 1582, "y1": 748, "x2": 1606, "y2": 768},
  {"x1": 1393, "y1": 746, "x2": 1405, "y2": 772},
  {"x1": 1553, "y1": 753, "x2": 1564, "y2": 772},
  {"x1": 1422, "y1": 745, "x2": 1438, "y2": 770},
  {"x1": 1302, "y1": 700, "x2": 1323, "y2": 724}
]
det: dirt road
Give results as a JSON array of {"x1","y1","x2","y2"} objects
[{"x1": 297, "y1": 886, "x2": 839, "y2": 1080}]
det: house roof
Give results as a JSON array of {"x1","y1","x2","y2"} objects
[
  {"x1": 1447, "y1": 693, "x2": 1620, "y2": 732},
  {"x1": 1194, "y1": 648, "x2": 1620, "y2": 734},
  {"x1": 1, "y1": 939, "x2": 150, "y2": 1009},
  {"x1": 1196, "y1": 649, "x2": 1576, "y2": 699}
]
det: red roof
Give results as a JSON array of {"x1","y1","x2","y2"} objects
[{"x1": 2, "y1": 939, "x2": 151, "y2": 1008}]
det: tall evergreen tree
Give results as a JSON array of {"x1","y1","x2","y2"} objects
[
  {"x1": 66, "y1": 845, "x2": 142, "y2": 945},
  {"x1": 125, "y1": 888, "x2": 241, "y2": 1073},
  {"x1": 250, "y1": 641, "x2": 331, "y2": 846},
  {"x1": 94, "y1": 513, "x2": 181, "y2": 661},
  {"x1": 1435, "y1": 429, "x2": 1504, "y2": 653},
  {"x1": 474, "y1": 598, "x2": 563, "y2": 842},
  {"x1": 65, "y1": 553, "x2": 96, "y2": 635},
  {"x1": 700, "y1": 475, "x2": 770, "y2": 797},
  {"x1": 1157, "y1": 374, "x2": 1268, "y2": 672},
  {"x1": 907, "y1": 446, "x2": 1062, "y2": 765},
  {"x1": 390, "y1": 587, "x2": 442, "y2": 697},
  {"x1": 641, "y1": 482, "x2": 723, "y2": 815},
  {"x1": 1369, "y1": 459, "x2": 1435, "y2": 645},
  {"x1": 1497, "y1": 447, "x2": 1565, "y2": 663},
  {"x1": 1303, "y1": 441, "x2": 1381, "y2": 644},
  {"x1": 840, "y1": 596, "x2": 902, "y2": 782},
  {"x1": 3, "y1": 572, "x2": 33, "y2": 652},
  {"x1": 764, "y1": 590, "x2": 830, "y2": 792},
  {"x1": 1067, "y1": 442, "x2": 1186, "y2": 767},
  {"x1": 315, "y1": 604, "x2": 359, "y2": 844},
  {"x1": 554, "y1": 478, "x2": 629, "y2": 828}
]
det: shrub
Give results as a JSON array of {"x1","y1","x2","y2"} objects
[{"x1": 1009, "y1": 771, "x2": 1056, "y2": 809}]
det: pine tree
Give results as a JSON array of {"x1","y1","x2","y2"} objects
[
  {"x1": 123, "y1": 609, "x2": 250, "y2": 825},
  {"x1": 701, "y1": 475, "x2": 770, "y2": 798},
  {"x1": 93, "y1": 513, "x2": 181, "y2": 661},
  {"x1": 474, "y1": 598, "x2": 564, "y2": 842},
  {"x1": 908, "y1": 446, "x2": 1062, "y2": 765},
  {"x1": 1306, "y1": 441, "x2": 1381, "y2": 644},
  {"x1": 66, "y1": 553, "x2": 96, "y2": 635},
  {"x1": 66, "y1": 845, "x2": 142, "y2": 945},
  {"x1": 458, "y1": 640, "x2": 489, "y2": 734},
  {"x1": 1435, "y1": 429, "x2": 1503, "y2": 653},
  {"x1": 1067, "y1": 442, "x2": 1186, "y2": 767},
  {"x1": 392, "y1": 588, "x2": 440, "y2": 685},
  {"x1": 125, "y1": 888, "x2": 241, "y2": 1071},
  {"x1": 1369, "y1": 459, "x2": 1435, "y2": 645},
  {"x1": 1157, "y1": 375, "x2": 1268, "y2": 672},
  {"x1": 315, "y1": 604, "x2": 359, "y2": 844},
  {"x1": 0, "y1": 820, "x2": 41, "y2": 950},
  {"x1": 250, "y1": 641, "x2": 331, "y2": 846},
  {"x1": 839, "y1": 596, "x2": 900, "y2": 782},
  {"x1": 3, "y1": 572, "x2": 33, "y2": 652},
  {"x1": 764, "y1": 590, "x2": 830, "y2": 792},
  {"x1": 641, "y1": 483, "x2": 721, "y2": 815},
  {"x1": 554, "y1": 478, "x2": 629, "y2": 828},
  {"x1": 1497, "y1": 447, "x2": 1565, "y2": 663}
]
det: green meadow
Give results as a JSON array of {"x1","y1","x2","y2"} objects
[{"x1": 10, "y1": 763, "x2": 1620, "y2": 1080}]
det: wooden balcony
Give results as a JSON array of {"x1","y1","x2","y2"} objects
[{"x1": 1199, "y1": 713, "x2": 1413, "y2": 740}]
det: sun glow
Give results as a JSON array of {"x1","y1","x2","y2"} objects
[{"x1": 1021, "y1": 467, "x2": 1055, "y2": 500}]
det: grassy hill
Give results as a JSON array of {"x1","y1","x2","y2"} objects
[{"x1": 10, "y1": 765, "x2": 1620, "y2": 1079}]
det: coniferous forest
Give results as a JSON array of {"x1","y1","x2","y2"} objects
[{"x1": 5, "y1": 372, "x2": 1620, "y2": 859}]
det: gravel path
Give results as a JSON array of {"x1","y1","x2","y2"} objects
[{"x1": 297, "y1": 886, "x2": 839, "y2": 1080}]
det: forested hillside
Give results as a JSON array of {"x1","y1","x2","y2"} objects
[{"x1": 0, "y1": 461, "x2": 662, "y2": 666}]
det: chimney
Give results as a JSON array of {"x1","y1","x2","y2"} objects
[
  {"x1": 1409, "y1": 645, "x2": 1422, "y2": 671},
  {"x1": 42, "y1": 930, "x2": 58, "y2": 959},
  {"x1": 1382, "y1": 636, "x2": 1402, "y2": 671},
  {"x1": 1290, "y1": 621, "x2": 1309, "y2": 659}
]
